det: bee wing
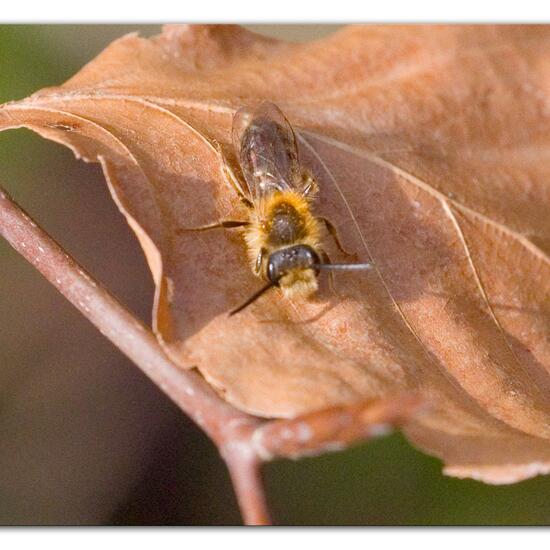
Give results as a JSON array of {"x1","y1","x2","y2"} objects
[{"x1": 232, "y1": 102, "x2": 303, "y2": 211}]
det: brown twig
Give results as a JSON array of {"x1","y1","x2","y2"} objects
[
  {"x1": 0, "y1": 185, "x2": 423, "y2": 525},
  {"x1": 0, "y1": 187, "x2": 253, "y2": 444},
  {"x1": 222, "y1": 438, "x2": 272, "y2": 525},
  {"x1": 252, "y1": 394, "x2": 425, "y2": 460}
]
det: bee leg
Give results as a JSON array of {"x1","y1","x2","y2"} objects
[
  {"x1": 320, "y1": 249, "x2": 338, "y2": 296},
  {"x1": 319, "y1": 216, "x2": 357, "y2": 259},
  {"x1": 255, "y1": 248, "x2": 267, "y2": 274},
  {"x1": 176, "y1": 220, "x2": 249, "y2": 233},
  {"x1": 213, "y1": 140, "x2": 254, "y2": 209},
  {"x1": 301, "y1": 169, "x2": 319, "y2": 198}
]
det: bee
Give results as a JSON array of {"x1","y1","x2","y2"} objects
[{"x1": 186, "y1": 102, "x2": 373, "y2": 315}]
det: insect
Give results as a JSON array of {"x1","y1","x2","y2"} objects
[{"x1": 185, "y1": 102, "x2": 373, "y2": 315}]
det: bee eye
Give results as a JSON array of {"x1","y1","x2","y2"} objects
[
  {"x1": 267, "y1": 258, "x2": 278, "y2": 283},
  {"x1": 305, "y1": 247, "x2": 320, "y2": 266}
]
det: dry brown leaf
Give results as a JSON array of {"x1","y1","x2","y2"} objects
[{"x1": 1, "y1": 24, "x2": 550, "y2": 484}]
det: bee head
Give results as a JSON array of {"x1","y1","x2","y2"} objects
[
  {"x1": 229, "y1": 243, "x2": 373, "y2": 315},
  {"x1": 267, "y1": 245, "x2": 321, "y2": 288}
]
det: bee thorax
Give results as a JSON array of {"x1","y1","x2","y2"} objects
[{"x1": 267, "y1": 201, "x2": 306, "y2": 245}]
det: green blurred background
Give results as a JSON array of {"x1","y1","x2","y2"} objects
[{"x1": 0, "y1": 25, "x2": 549, "y2": 526}]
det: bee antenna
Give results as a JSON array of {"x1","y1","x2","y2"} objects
[
  {"x1": 312, "y1": 262, "x2": 374, "y2": 271},
  {"x1": 228, "y1": 280, "x2": 278, "y2": 316}
]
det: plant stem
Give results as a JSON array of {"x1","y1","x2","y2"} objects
[
  {"x1": 0, "y1": 186, "x2": 267, "y2": 523},
  {"x1": 224, "y1": 451, "x2": 272, "y2": 526}
]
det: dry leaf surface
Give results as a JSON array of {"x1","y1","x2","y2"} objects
[{"x1": 2, "y1": 24, "x2": 550, "y2": 483}]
